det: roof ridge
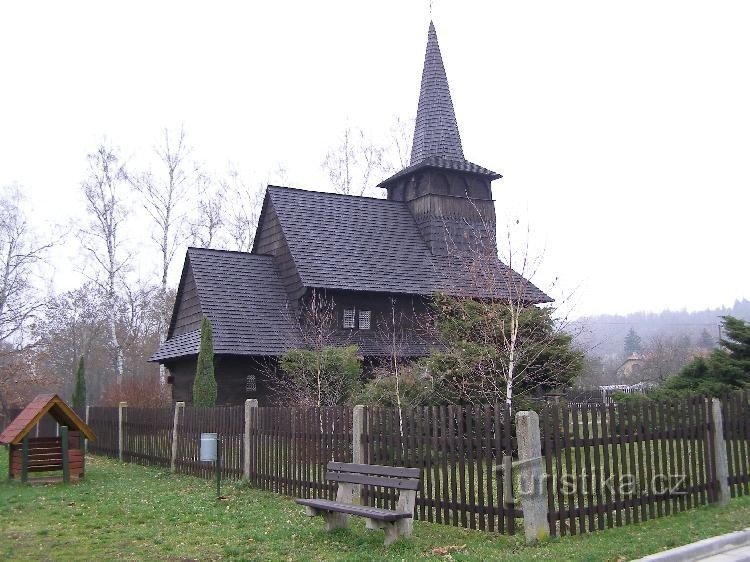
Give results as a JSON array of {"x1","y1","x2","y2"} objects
[
  {"x1": 187, "y1": 246, "x2": 274, "y2": 258},
  {"x1": 267, "y1": 184, "x2": 404, "y2": 204}
]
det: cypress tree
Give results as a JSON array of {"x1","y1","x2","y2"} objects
[
  {"x1": 72, "y1": 356, "x2": 87, "y2": 408},
  {"x1": 193, "y1": 316, "x2": 217, "y2": 407}
]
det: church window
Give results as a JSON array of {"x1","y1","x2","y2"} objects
[
  {"x1": 343, "y1": 308, "x2": 356, "y2": 329},
  {"x1": 358, "y1": 310, "x2": 371, "y2": 330},
  {"x1": 245, "y1": 374, "x2": 257, "y2": 393}
]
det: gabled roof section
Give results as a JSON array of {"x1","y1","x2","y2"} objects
[
  {"x1": 266, "y1": 186, "x2": 438, "y2": 295},
  {"x1": 265, "y1": 185, "x2": 551, "y2": 303},
  {"x1": 151, "y1": 248, "x2": 298, "y2": 361},
  {"x1": 410, "y1": 21, "x2": 464, "y2": 165},
  {"x1": 0, "y1": 394, "x2": 95, "y2": 445}
]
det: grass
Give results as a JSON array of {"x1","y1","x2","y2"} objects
[{"x1": 0, "y1": 448, "x2": 749, "y2": 561}]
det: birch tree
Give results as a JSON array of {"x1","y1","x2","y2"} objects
[
  {"x1": 131, "y1": 127, "x2": 193, "y2": 382},
  {"x1": 427, "y1": 214, "x2": 584, "y2": 410},
  {"x1": 81, "y1": 142, "x2": 129, "y2": 384},
  {"x1": 0, "y1": 186, "x2": 55, "y2": 345},
  {"x1": 322, "y1": 127, "x2": 391, "y2": 197}
]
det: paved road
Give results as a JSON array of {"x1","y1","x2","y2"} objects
[
  {"x1": 698, "y1": 544, "x2": 750, "y2": 561},
  {"x1": 636, "y1": 529, "x2": 750, "y2": 561}
]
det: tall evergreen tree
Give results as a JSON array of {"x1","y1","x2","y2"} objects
[
  {"x1": 659, "y1": 316, "x2": 750, "y2": 396},
  {"x1": 193, "y1": 316, "x2": 217, "y2": 407},
  {"x1": 698, "y1": 328, "x2": 715, "y2": 350},
  {"x1": 623, "y1": 328, "x2": 643, "y2": 357},
  {"x1": 71, "y1": 356, "x2": 86, "y2": 408}
]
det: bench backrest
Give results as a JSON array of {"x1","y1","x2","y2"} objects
[{"x1": 326, "y1": 462, "x2": 421, "y2": 491}]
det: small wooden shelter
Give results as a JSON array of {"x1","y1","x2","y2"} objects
[{"x1": 0, "y1": 394, "x2": 95, "y2": 483}]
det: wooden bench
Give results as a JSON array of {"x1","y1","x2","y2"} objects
[{"x1": 296, "y1": 462, "x2": 421, "y2": 546}]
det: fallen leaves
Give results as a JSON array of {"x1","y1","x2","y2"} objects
[{"x1": 430, "y1": 544, "x2": 467, "y2": 557}]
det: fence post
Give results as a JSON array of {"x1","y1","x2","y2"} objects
[
  {"x1": 516, "y1": 410, "x2": 550, "y2": 544},
  {"x1": 118, "y1": 401, "x2": 127, "y2": 462},
  {"x1": 243, "y1": 399, "x2": 258, "y2": 480},
  {"x1": 170, "y1": 401, "x2": 185, "y2": 472},
  {"x1": 710, "y1": 398, "x2": 730, "y2": 506},
  {"x1": 352, "y1": 405, "x2": 365, "y2": 503},
  {"x1": 84, "y1": 405, "x2": 90, "y2": 454}
]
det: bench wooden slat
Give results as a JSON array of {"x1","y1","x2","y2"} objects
[
  {"x1": 296, "y1": 498, "x2": 412, "y2": 522},
  {"x1": 325, "y1": 471, "x2": 420, "y2": 491},
  {"x1": 327, "y1": 462, "x2": 421, "y2": 479}
]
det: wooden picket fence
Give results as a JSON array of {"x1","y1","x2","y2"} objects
[
  {"x1": 722, "y1": 389, "x2": 750, "y2": 497},
  {"x1": 540, "y1": 396, "x2": 718, "y2": 537},
  {"x1": 362, "y1": 405, "x2": 518, "y2": 533},
  {"x1": 42, "y1": 389, "x2": 749, "y2": 539},
  {"x1": 247, "y1": 406, "x2": 353, "y2": 498}
]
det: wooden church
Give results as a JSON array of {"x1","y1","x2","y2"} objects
[{"x1": 150, "y1": 22, "x2": 550, "y2": 404}]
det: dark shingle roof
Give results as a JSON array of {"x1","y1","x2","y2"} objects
[
  {"x1": 268, "y1": 186, "x2": 439, "y2": 295},
  {"x1": 267, "y1": 186, "x2": 551, "y2": 304},
  {"x1": 411, "y1": 21, "x2": 464, "y2": 165},
  {"x1": 151, "y1": 249, "x2": 297, "y2": 361},
  {"x1": 377, "y1": 155, "x2": 500, "y2": 188}
]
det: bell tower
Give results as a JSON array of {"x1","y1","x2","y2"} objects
[{"x1": 379, "y1": 21, "x2": 501, "y2": 257}]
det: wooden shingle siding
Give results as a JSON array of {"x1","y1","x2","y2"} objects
[
  {"x1": 253, "y1": 202, "x2": 305, "y2": 299},
  {"x1": 172, "y1": 261, "x2": 202, "y2": 336}
]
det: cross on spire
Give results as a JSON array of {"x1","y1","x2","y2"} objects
[{"x1": 410, "y1": 21, "x2": 464, "y2": 166}]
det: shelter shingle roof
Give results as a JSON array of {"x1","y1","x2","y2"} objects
[{"x1": 0, "y1": 394, "x2": 95, "y2": 445}]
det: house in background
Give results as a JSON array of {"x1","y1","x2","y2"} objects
[
  {"x1": 616, "y1": 353, "x2": 645, "y2": 381},
  {"x1": 150, "y1": 22, "x2": 550, "y2": 404}
]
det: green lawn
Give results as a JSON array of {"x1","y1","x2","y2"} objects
[{"x1": 1, "y1": 448, "x2": 749, "y2": 561}]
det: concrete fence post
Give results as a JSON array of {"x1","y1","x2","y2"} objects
[
  {"x1": 710, "y1": 398, "x2": 730, "y2": 506},
  {"x1": 243, "y1": 399, "x2": 258, "y2": 480},
  {"x1": 170, "y1": 402, "x2": 185, "y2": 472},
  {"x1": 516, "y1": 410, "x2": 550, "y2": 544},
  {"x1": 84, "y1": 405, "x2": 90, "y2": 454},
  {"x1": 118, "y1": 401, "x2": 127, "y2": 462},
  {"x1": 352, "y1": 405, "x2": 365, "y2": 503}
]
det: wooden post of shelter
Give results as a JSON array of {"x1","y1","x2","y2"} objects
[{"x1": 21, "y1": 436, "x2": 29, "y2": 483}]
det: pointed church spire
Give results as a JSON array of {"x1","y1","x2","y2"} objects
[{"x1": 410, "y1": 21, "x2": 464, "y2": 165}]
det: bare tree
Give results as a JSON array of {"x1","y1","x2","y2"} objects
[
  {"x1": 189, "y1": 171, "x2": 226, "y2": 248},
  {"x1": 0, "y1": 186, "x2": 55, "y2": 345},
  {"x1": 131, "y1": 127, "x2": 194, "y2": 383},
  {"x1": 322, "y1": 127, "x2": 392, "y2": 197},
  {"x1": 222, "y1": 167, "x2": 265, "y2": 252},
  {"x1": 81, "y1": 142, "x2": 130, "y2": 384},
  {"x1": 388, "y1": 115, "x2": 414, "y2": 170}
]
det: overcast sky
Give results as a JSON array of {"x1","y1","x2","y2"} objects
[{"x1": 1, "y1": 1, "x2": 748, "y2": 318}]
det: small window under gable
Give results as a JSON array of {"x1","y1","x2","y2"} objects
[
  {"x1": 343, "y1": 308, "x2": 356, "y2": 329},
  {"x1": 358, "y1": 310, "x2": 371, "y2": 330},
  {"x1": 245, "y1": 374, "x2": 257, "y2": 393}
]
